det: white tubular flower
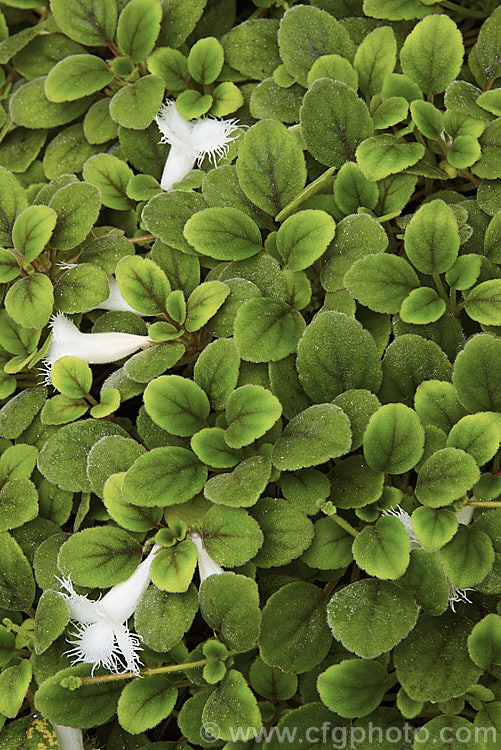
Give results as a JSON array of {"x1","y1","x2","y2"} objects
[
  {"x1": 51, "y1": 724, "x2": 85, "y2": 750},
  {"x1": 455, "y1": 505, "x2": 474, "y2": 525},
  {"x1": 59, "y1": 544, "x2": 160, "y2": 675},
  {"x1": 155, "y1": 99, "x2": 240, "y2": 192},
  {"x1": 43, "y1": 313, "x2": 151, "y2": 381},
  {"x1": 385, "y1": 506, "x2": 473, "y2": 611},
  {"x1": 95, "y1": 276, "x2": 146, "y2": 316},
  {"x1": 190, "y1": 533, "x2": 224, "y2": 582}
]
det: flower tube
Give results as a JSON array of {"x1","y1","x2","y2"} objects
[
  {"x1": 190, "y1": 533, "x2": 224, "y2": 582},
  {"x1": 43, "y1": 313, "x2": 151, "y2": 382},
  {"x1": 59, "y1": 544, "x2": 160, "y2": 675},
  {"x1": 155, "y1": 100, "x2": 240, "y2": 192},
  {"x1": 51, "y1": 725, "x2": 85, "y2": 750}
]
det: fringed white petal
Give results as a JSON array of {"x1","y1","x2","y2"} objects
[
  {"x1": 66, "y1": 620, "x2": 122, "y2": 675},
  {"x1": 58, "y1": 577, "x2": 101, "y2": 624},
  {"x1": 190, "y1": 117, "x2": 240, "y2": 166},
  {"x1": 155, "y1": 99, "x2": 193, "y2": 147},
  {"x1": 384, "y1": 506, "x2": 423, "y2": 550},
  {"x1": 447, "y1": 581, "x2": 474, "y2": 612},
  {"x1": 113, "y1": 621, "x2": 143, "y2": 675}
]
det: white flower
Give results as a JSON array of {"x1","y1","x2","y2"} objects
[
  {"x1": 385, "y1": 506, "x2": 473, "y2": 611},
  {"x1": 455, "y1": 505, "x2": 474, "y2": 525},
  {"x1": 59, "y1": 544, "x2": 159, "y2": 675},
  {"x1": 43, "y1": 313, "x2": 151, "y2": 383},
  {"x1": 98, "y1": 276, "x2": 146, "y2": 316},
  {"x1": 190, "y1": 533, "x2": 224, "y2": 582},
  {"x1": 155, "y1": 100, "x2": 240, "y2": 192},
  {"x1": 51, "y1": 725, "x2": 85, "y2": 750}
]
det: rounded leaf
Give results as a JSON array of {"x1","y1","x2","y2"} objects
[
  {"x1": 363, "y1": 403, "x2": 425, "y2": 474},
  {"x1": 415, "y1": 447, "x2": 481, "y2": 508},
  {"x1": 224, "y1": 385, "x2": 282, "y2": 449},
  {"x1": 184, "y1": 207, "x2": 262, "y2": 261},
  {"x1": 327, "y1": 579, "x2": 418, "y2": 658},
  {"x1": 144, "y1": 375, "x2": 210, "y2": 436},
  {"x1": 45, "y1": 54, "x2": 113, "y2": 102},
  {"x1": 58, "y1": 526, "x2": 141, "y2": 586},
  {"x1": 117, "y1": 676, "x2": 177, "y2": 734},
  {"x1": 122, "y1": 446, "x2": 207, "y2": 506},
  {"x1": 234, "y1": 298, "x2": 305, "y2": 363},
  {"x1": 352, "y1": 515, "x2": 410, "y2": 579},
  {"x1": 83, "y1": 153, "x2": 133, "y2": 211},
  {"x1": 400, "y1": 287, "x2": 446, "y2": 324},
  {"x1": 317, "y1": 660, "x2": 387, "y2": 719},
  {"x1": 117, "y1": 0, "x2": 162, "y2": 62},
  {"x1": 188, "y1": 36, "x2": 224, "y2": 84},
  {"x1": 344, "y1": 254, "x2": 419, "y2": 314},
  {"x1": 5, "y1": 273, "x2": 53, "y2": 328},
  {"x1": 404, "y1": 200, "x2": 460, "y2": 275},
  {"x1": 51, "y1": 356, "x2": 92, "y2": 399},
  {"x1": 276, "y1": 209, "x2": 335, "y2": 271},
  {"x1": 115, "y1": 254, "x2": 171, "y2": 314},
  {"x1": 468, "y1": 614, "x2": 501, "y2": 670},
  {"x1": 201, "y1": 506, "x2": 263, "y2": 566},
  {"x1": 12, "y1": 205, "x2": 57, "y2": 262}
]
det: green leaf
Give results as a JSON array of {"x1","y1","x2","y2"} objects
[
  {"x1": 204, "y1": 456, "x2": 271, "y2": 508},
  {"x1": 224, "y1": 385, "x2": 282, "y2": 448},
  {"x1": 184, "y1": 207, "x2": 261, "y2": 261},
  {"x1": 329, "y1": 455, "x2": 384, "y2": 509},
  {"x1": 394, "y1": 612, "x2": 481, "y2": 702},
  {"x1": 414, "y1": 379, "x2": 467, "y2": 434},
  {"x1": 276, "y1": 210, "x2": 335, "y2": 271},
  {"x1": 353, "y1": 515, "x2": 410, "y2": 579},
  {"x1": 233, "y1": 298, "x2": 305, "y2": 364},
  {"x1": 58, "y1": 526, "x2": 140, "y2": 586},
  {"x1": 0, "y1": 531, "x2": 35, "y2": 609},
  {"x1": 109, "y1": 75, "x2": 165, "y2": 130},
  {"x1": 115, "y1": 254, "x2": 170, "y2": 314},
  {"x1": 399, "y1": 14, "x2": 463, "y2": 95},
  {"x1": 453, "y1": 334, "x2": 501, "y2": 413},
  {"x1": 142, "y1": 190, "x2": 206, "y2": 253},
  {"x1": 87, "y1": 435, "x2": 145, "y2": 499},
  {"x1": 0, "y1": 478, "x2": 38, "y2": 531},
  {"x1": 54, "y1": 263, "x2": 109, "y2": 313},
  {"x1": 249, "y1": 656, "x2": 297, "y2": 701},
  {"x1": 191, "y1": 427, "x2": 240, "y2": 469},
  {"x1": 296, "y1": 311, "x2": 382, "y2": 402},
  {"x1": 10, "y1": 77, "x2": 92, "y2": 129},
  {"x1": 199, "y1": 573, "x2": 260, "y2": 653},
  {"x1": 135, "y1": 584, "x2": 198, "y2": 651},
  {"x1": 144, "y1": 375, "x2": 210, "y2": 436},
  {"x1": 0, "y1": 444, "x2": 37, "y2": 484},
  {"x1": 415, "y1": 447, "x2": 481, "y2": 508},
  {"x1": 278, "y1": 4, "x2": 354, "y2": 87},
  {"x1": 0, "y1": 248, "x2": 19, "y2": 283},
  {"x1": 12, "y1": 205, "x2": 57, "y2": 262},
  {"x1": 122, "y1": 446, "x2": 207, "y2": 506},
  {"x1": 194, "y1": 338, "x2": 240, "y2": 411},
  {"x1": 468, "y1": 614, "x2": 501, "y2": 670},
  {"x1": 397, "y1": 548, "x2": 449, "y2": 616},
  {"x1": 356, "y1": 135, "x2": 424, "y2": 181},
  {"x1": 301, "y1": 79, "x2": 373, "y2": 169},
  {"x1": 103, "y1": 472, "x2": 161, "y2": 532},
  {"x1": 440, "y1": 525, "x2": 494, "y2": 588},
  {"x1": 45, "y1": 54, "x2": 113, "y2": 102},
  {"x1": 49, "y1": 182, "x2": 101, "y2": 250},
  {"x1": 317, "y1": 659, "x2": 387, "y2": 719},
  {"x1": 447, "y1": 413, "x2": 500, "y2": 466},
  {"x1": 371, "y1": 95, "x2": 409, "y2": 129},
  {"x1": 333, "y1": 162, "x2": 378, "y2": 215},
  {"x1": 404, "y1": 200, "x2": 460, "y2": 275},
  {"x1": 363, "y1": 0, "x2": 432, "y2": 20},
  {"x1": 410, "y1": 100, "x2": 444, "y2": 139},
  {"x1": 307, "y1": 53, "x2": 358, "y2": 90},
  {"x1": 83, "y1": 153, "x2": 133, "y2": 211},
  {"x1": 236, "y1": 120, "x2": 306, "y2": 217},
  {"x1": 5, "y1": 273, "x2": 53, "y2": 328},
  {"x1": 184, "y1": 281, "x2": 229, "y2": 332},
  {"x1": 363, "y1": 403, "x2": 424, "y2": 474},
  {"x1": 147, "y1": 46, "x2": 189, "y2": 90},
  {"x1": 445, "y1": 254, "x2": 482, "y2": 289},
  {"x1": 344, "y1": 254, "x2": 419, "y2": 313},
  {"x1": 211, "y1": 81, "x2": 244, "y2": 118},
  {"x1": 83, "y1": 98, "x2": 119, "y2": 144},
  {"x1": 327, "y1": 579, "x2": 418, "y2": 659},
  {"x1": 0, "y1": 167, "x2": 27, "y2": 245},
  {"x1": 464, "y1": 280, "x2": 501, "y2": 325},
  {"x1": 400, "y1": 287, "x2": 446, "y2": 324},
  {"x1": 201, "y1": 506, "x2": 263, "y2": 566},
  {"x1": 272, "y1": 404, "x2": 351, "y2": 471},
  {"x1": 221, "y1": 19, "x2": 280, "y2": 81},
  {"x1": 251, "y1": 498, "x2": 313, "y2": 568},
  {"x1": 117, "y1": 0, "x2": 162, "y2": 62},
  {"x1": 50, "y1": 0, "x2": 117, "y2": 46},
  {"x1": 476, "y1": 6, "x2": 501, "y2": 83},
  {"x1": 411, "y1": 506, "x2": 458, "y2": 552},
  {"x1": 202, "y1": 670, "x2": 262, "y2": 741},
  {"x1": 34, "y1": 664, "x2": 122, "y2": 728},
  {"x1": 117, "y1": 676, "x2": 176, "y2": 735},
  {"x1": 188, "y1": 36, "x2": 224, "y2": 84},
  {"x1": 0, "y1": 385, "x2": 46, "y2": 439},
  {"x1": 260, "y1": 581, "x2": 332, "y2": 673},
  {"x1": 34, "y1": 589, "x2": 69, "y2": 655},
  {"x1": 151, "y1": 541, "x2": 197, "y2": 592},
  {"x1": 0, "y1": 659, "x2": 32, "y2": 718},
  {"x1": 301, "y1": 516, "x2": 353, "y2": 569},
  {"x1": 448, "y1": 135, "x2": 481, "y2": 169},
  {"x1": 354, "y1": 26, "x2": 396, "y2": 98}
]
